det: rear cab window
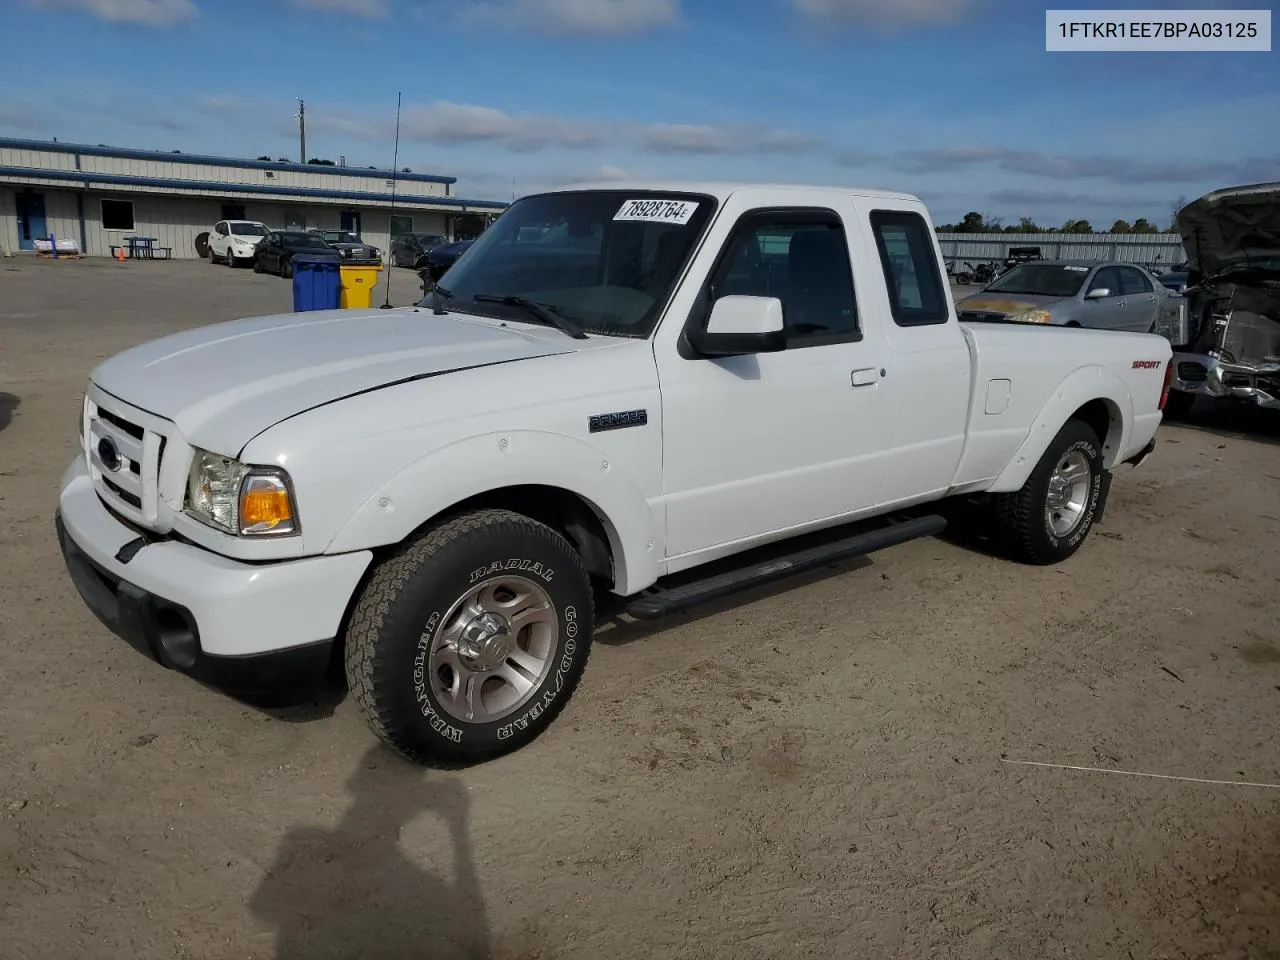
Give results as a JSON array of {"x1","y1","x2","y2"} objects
[{"x1": 868, "y1": 210, "x2": 949, "y2": 327}]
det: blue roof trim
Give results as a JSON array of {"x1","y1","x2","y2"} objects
[
  {"x1": 0, "y1": 166, "x2": 509, "y2": 210},
  {"x1": 0, "y1": 136, "x2": 457, "y2": 185}
]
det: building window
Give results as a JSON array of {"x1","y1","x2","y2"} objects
[
  {"x1": 389, "y1": 215, "x2": 413, "y2": 240},
  {"x1": 221, "y1": 203, "x2": 246, "y2": 221},
  {"x1": 101, "y1": 199, "x2": 135, "y2": 231}
]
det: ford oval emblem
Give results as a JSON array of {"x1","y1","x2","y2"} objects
[{"x1": 97, "y1": 436, "x2": 122, "y2": 472}]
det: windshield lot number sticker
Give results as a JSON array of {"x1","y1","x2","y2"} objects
[{"x1": 614, "y1": 199, "x2": 699, "y2": 225}]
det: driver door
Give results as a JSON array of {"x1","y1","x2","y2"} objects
[
  {"x1": 1082, "y1": 266, "x2": 1128, "y2": 330},
  {"x1": 655, "y1": 204, "x2": 893, "y2": 564}
]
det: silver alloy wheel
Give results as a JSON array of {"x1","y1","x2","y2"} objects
[
  {"x1": 1045, "y1": 449, "x2": 1092, "y2": 536},
  {"x1": 427, "y1": 575, "x2": 559, "y2": 724}
]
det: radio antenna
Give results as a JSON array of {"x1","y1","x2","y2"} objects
[{"x1": 381, "y1": 90, "x2": 402, "y2": 309}]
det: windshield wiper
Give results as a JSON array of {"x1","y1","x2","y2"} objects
[{"x1": 472, "y1": 294, "x2": 588, "y2": 340}]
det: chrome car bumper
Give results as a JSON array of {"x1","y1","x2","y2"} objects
[{"x1": 1171, "y1": 352, "x2": 1280, "y2": 409}]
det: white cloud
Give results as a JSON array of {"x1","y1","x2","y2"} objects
[
  {"x1": 454, "y1": 0, "x2": 680, "y2": 36},
  {"x1": 307, "y1": 99, "x2": 816, "y2": 157},
  {"x1": 291, "y1": 0, "x2": 387, "y2": 16},
  {"x1": 25, "y1": 0, "x2": 198, "y2": 24},
  {"x1": 638, "y1": 123, "x2": 815, "y2": 155},
  {"x1": 793, "y1": 0, "x2": 977, "y2": 26}
]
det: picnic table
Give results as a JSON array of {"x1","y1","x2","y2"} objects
[{"x1": 110, "y1": 236, "x2": 173, "y2": 260}]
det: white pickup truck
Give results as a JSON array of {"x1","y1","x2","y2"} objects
[{"x1": 56, "y1": 182, "x2": 1173, "y2": 765}]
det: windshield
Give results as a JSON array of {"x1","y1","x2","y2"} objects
[
  {"x1": 416, "y1": 234, "x2": 446, "y2": 246},
  {"x1": 421, "y1": 190, "x2": 716, "y2": 338},
  {"x1": 985, "y1": 262, "x2": 1089, "y2": 297},
  {"x1": 284, "y1": 233, "x2": 330, "y2": 248},
  {"x1": 230, "y1": 222, "x2": 268, "y2": 236},
  {"x1": 325, "y1": 231, "x2": 360, "y2": 243}
]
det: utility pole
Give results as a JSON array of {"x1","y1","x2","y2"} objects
[{"x1": 296, "y1": 98, "x2": 306, "y2": 164}]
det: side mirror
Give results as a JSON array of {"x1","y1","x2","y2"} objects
[
  {"x1": 1085, "y1": 287, "x2": 1111, "y2": 299},
  {"x1": 689, "y1": 295, "x2": 787, "y2": 357}
]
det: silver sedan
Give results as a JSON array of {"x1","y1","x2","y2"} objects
[{"x1": 955, "y1": 259, "x2": 1178, "y2": 332}]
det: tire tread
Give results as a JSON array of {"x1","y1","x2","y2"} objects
[{"x1": 344, "y1": 508, "x2": 594, "y2": 766}]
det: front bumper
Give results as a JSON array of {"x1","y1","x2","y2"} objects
[
  {"x1": 1172, "y1": 352, "x2": 1280, "y2": 409},
  {"x1": 56, "y1": 457, "x2": 372, "y2": 693}
]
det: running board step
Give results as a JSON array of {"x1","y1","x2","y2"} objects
[{"x1": 624, "y1": 514, "x2": 948, "y2": 621}]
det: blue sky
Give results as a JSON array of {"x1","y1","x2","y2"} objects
[{"x1": 3, "y1": 0, "x2": 1277, "y2": 227}]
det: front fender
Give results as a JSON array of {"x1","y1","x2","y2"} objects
[
  {"x1": 989, "y1": 364, "x2": 1133, "y2": 493},
  {"x1": 326, "y1": 430, "x2": 659, "y2": 595}
]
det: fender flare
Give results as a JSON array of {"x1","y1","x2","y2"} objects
[
  {"x1": 989, "y1": 365, "x2": 1133, "y2": 493},
  {"x1": 326, "y1": 430, "x2": 660, "y2": 595}
]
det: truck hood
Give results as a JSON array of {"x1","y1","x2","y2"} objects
[
  {"x1": 1176, "y1": 181, "x2": 1280, "y2": 279},
  {"x1": 90, "y1": 307, "x2": 573, "y2": 456}
]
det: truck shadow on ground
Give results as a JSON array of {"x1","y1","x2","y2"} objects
[
  {"x1": 1164, "y1": 398, "x2": 1280, "y2": 446},
  {"x1": 0, "y1": 392, "x2": 20, "y2": 433},
  {"x1": 249, "y1": 744, "x2": 492, "y2": 960}
]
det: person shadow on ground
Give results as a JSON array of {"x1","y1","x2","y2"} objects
[{"x1": 250, "y1": 744, "x2": 491, "y2": 960}]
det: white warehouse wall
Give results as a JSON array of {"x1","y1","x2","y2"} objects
[{"x1": 1, "y1": 186, "x2": 457, "y2": 259}]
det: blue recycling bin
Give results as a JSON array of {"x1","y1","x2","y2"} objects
[{"x1": 291, "y1": 258, "x2": 341, "y2": 312}]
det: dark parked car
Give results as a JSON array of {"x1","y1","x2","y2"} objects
[
  {"x1": 417, "y1": 238, "x2": 475, "y2": 290},
  {"x1": 307, "y1": 229, "x2": 381, "y2": 265},
  {"x1": 253, "y1": 230, "x2": 343, "y2": 278},
  {"x1": 390, "y1": 232, "x2": 449, "y2": 268}
]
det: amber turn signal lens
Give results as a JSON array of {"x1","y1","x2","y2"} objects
[{"x1": 239, "y1": 474, "x2": 296, "y2": 535}]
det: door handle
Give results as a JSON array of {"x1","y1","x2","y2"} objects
[{"x1": 851, "y1": 367, "x2": 882, "y2": 387}]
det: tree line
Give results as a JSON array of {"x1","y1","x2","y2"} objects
[{"x1": 937, "y1": 211, "x2": 1179, "y2": 235}]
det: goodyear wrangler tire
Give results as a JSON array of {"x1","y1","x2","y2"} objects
[
  {"x1": 994, "y1": 419, "x2": 1105, "y2": 566},
  {"x1": 344, "y1": 508, "x2": 595, "y2": 765}
]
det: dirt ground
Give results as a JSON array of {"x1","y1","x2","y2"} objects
[{"x1": 1, "y1": 256, "x2": 1278, "y2": 960}]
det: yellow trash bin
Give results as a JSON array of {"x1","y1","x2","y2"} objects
[{"x1": 338, "y1": 264, "x2": 382, "y2": 309}]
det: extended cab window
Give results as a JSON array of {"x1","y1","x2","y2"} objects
[
  {"x1": 709, "y1": 211, "x2": 859, "y2": 346},
  {"x1": 869, "y1": 210, "x2": 948, "y2": 326}
]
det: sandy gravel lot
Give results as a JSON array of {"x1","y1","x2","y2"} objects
[{"x1": 1, "y1": 256, "x2": 1278, "y2": 960}]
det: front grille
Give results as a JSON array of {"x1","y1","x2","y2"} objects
[{"x1": 87, "y1": 394, "x2": 169, "y2": 529}]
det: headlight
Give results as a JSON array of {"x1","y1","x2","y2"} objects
[
  {"x1": 1005, "y1": 309, "x2": 1054, "y2": 325},
  {"x1": 185, "y1": 448, "x2": 299, "y2": 537}
]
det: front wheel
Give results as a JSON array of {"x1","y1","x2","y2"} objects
[
  {"x1": 344, "y1": 509, "x2": 595, "y2": 766},
  {"x1": 281, "y1": 258, "x2": 293, "y2": 279},
  {"x1": 994, "y1": 419, "x2": 1105, "y2": 565}
]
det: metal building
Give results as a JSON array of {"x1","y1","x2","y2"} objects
[
  {"x1": 0, "y1": 137, "x2": 508, "y2": 259},
  {"x1": 936, "y1": 232, "x2": 1188, "y2": 269}
]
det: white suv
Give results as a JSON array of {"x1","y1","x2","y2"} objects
[{"x1": 208, "y1": 220, "x2": 270, "y2": 267}]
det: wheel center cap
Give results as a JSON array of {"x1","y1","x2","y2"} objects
[
  {"x1": 1047, "y1": 476, "x2": 1069, "y2": 507},
  {"x1": 456, "y1": 611, "x2": 513, "y2": 672}
]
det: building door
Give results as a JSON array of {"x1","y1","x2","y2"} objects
[
  {"x1": 16, "y1": 191, "x2": 46, "y2": 251},
  {"x1": 340, "y1": 210, "x2": 361, "y2": 236}
]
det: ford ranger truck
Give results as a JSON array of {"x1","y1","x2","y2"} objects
[{"x1": 55, "y1": 183, "x2": 1174, "y2": 766}]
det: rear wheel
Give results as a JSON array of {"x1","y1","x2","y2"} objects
[
  {"x1": 994, "y1": 419, "x2": 1105, "y2": 565},
  {"x1": 345, "y1": 509, "x2": 595, "y2": 766}
]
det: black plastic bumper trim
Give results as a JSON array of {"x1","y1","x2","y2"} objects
[{"x1": 55, "y1": 510, "x2": 333, "y2": 695}]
